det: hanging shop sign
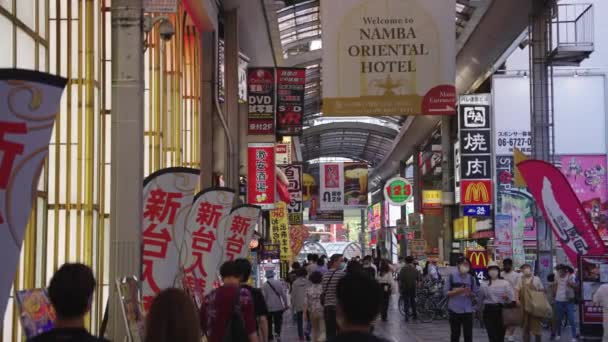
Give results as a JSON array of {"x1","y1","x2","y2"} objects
[
  {"x1": 275, "y1": 143, "x2": 291, "y2": 165},
  {"x1": 368, "y1": 202, "x2": 382, "y2": 231},
  {"x1": 222, "y1": 205, "x2": 261, "y2": 261},
  {"x1": 422, "y1": 190, "x2": 442, "y2": 208},
  {"x1": 238, "y1": 54, "x2": 249, "y2": 103},
  {"x1": 290, "y1": 225, "x2": 310, "y2": 257},
  {"x1": 319, "y1": 163, "x2": 345, "y2": 210},
  {"x1": 466, "y1": 249, "x2": 488, "y2": 281},
  {"x1": 409, "y1": 239, "x2": 427, "y2": 256},
  {"x1": 454, "y1": 141, "x2": 461, "y2": 203},
  {"x1": 279, "y1": 164, "x2": 303, "y2": 225},
  {"x1": 383, "y1": 177, "x2": 413, "y2": 206},
  {"x1": 463, "y1": 205, "x2": 491, "y2": 217},
  {"x1": 407, "y1": 212, "x2": 422, "y2": 231},
  {"x1": 247, "y1": 144, "x2": 276, "y2": 209},
  {"x1": 459, "y1": 94, "x2": 493, "y2": 181},
  {"x1": 517, "y1": 160, "x2": 607, "y2": 265},
  {"x1": 343, "y1": 163, "x2": 369, "y2": 208},
  {"x1": 0, "y1": 69, "x2": 66, "y2": 318},
  {"x1": 270, "y1": 202, "x2": 292, "y2": 262},
  {"x1": 141, "y1": 167, "x2": 199, "y2": 309},
  {"x1": 320, "y1": 0, "x2": 456, "y2": 116},
  {"x1": 496, "y1": 130, "x2": 532, "y2": 155},
  {"x1": 261, "y1": 243, "x2": 280, "y2": 261},
  {"x1": 218, "y1": 40, "x2": 225, "y2": 102},
  {"x1": 276, "y1": 68, "x2": 305, "y2": 136},
  {"x1": 247, "y1": 68, "x2": 275, "y2": 135},
  {"x1": 461, "y1": 180, "x2": 492, "y2": 205},
  {"x1": 183, "y1": 188, "x2": 235, "y2": 295}
]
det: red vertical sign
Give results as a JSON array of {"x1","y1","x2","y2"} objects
[
  {"x1": 276, "y1": 68, "x2": 305, "y2": 136},
  {"x1": 247, "y1": 144, "x2": 276, "y2": 209}
]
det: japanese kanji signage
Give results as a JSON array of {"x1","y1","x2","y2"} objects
[
  {"x1": 496, "y1": 130, "x2": 532, "y2": 155},
  {"x1": 321, "y1": 0, "x2": 456, "y2": 116},
  {"x1": 275, "y1": 143, "x2": 291, "y2": 165},
  {"x1": 320, "y1": 163, "x2": 345, "y2": 210},
  {"x1": 517, "y1": 160, "x2": 607, "y2": 265},
  {"x1": 0, "y1": 69, "x2": 66, "y2": 319},
  {"x1": 247, "y1": 143, "x2": 276, "y2": 209},
  {"x1": 247, "y1": 68, "x2": 275, "y2": 135},
  {"x1": 343, "y1": 163, "x2": 369, "y2": 208},
  {"x1": 461, "y1": 180, "x2": 493, "y2": 205},
  {"x1": 459, "y1": 94, "x2": 492, "y2": 181},
  {"x1": 222, "y1": 205, "x2": 261, "y2": 262},
  {"x1": 270, "y1": 202, "x2": 292, "y2": 262},
  {"x1": 422, "y1": 190, "x2": 442, "y2": 208},
  {"x1": 289, "y1": 224, "x2": 310, "y2": 257},
  {"x1": 279, "y1": 164, "x2": 303, "y2": 225},
  {"x1": 383, "y1": 177, "x2": 413, "y2": 206},
  {"x1": 183, "y1": 188, "x2": 235, "y2": 296},
  {"x1": 276, "y1": 68, "x2": 305, "y2": 136},
  {"x1": 142, "y1": 167, "x2": 199, "y2": 310}
]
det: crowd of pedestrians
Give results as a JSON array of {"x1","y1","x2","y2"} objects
[{"x1": 28, "y1": 255, "x2": 608, "y2": 342}]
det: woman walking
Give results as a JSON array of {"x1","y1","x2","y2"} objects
[
  {"x1": 304, "y1": 271, "x2": 325, "y2": 342},
  {"x1": 516, "y1": 264, "x2": 545, "y2": 342},
  {"x1": 377, "y1": 260, "x2": 394, "y2": 322},
  {"x1": 479, "y1": 262, "x2": 514, "y2": 342},
  {"x1": 291, "y1": 268, "x2": 311, "y2": 341}
]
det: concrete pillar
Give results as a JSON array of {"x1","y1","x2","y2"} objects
[
  {"x1": 441, "y1": 116, "x2": 454, "y2": 262},
  {"x1": 200, "y1": 31, "x2": 215, "y2": 189},
  {"x1": 413, "y1": 149, "x2": 421, "y2": 214},
  {"x1": 109, "y1": 0, "x2": 144, "y2": 339},
  {"x1": 530, "y1": 0, "x2": 555, "y2": 281},
  {"x1": 224, "y1": 9, "x2": 240, "y2": 189},
  {"x1": 399, "y1": 161, "x2": 407, "y2": 258}
]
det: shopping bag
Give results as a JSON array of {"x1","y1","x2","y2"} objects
[
  {"x1": 524, "y1": 289, "x2": 553, "y2": 319},
  {"x1": 502, "y1": 303, "x2": 523, "y2": 326}
]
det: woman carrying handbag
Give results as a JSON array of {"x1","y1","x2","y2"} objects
[{"x1": 516, "y1": 264, "x2": 549, "y2": 342}]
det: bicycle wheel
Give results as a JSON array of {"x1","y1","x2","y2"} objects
[{"x1": 416, "y1": 298, "x2": 434, "y2": 323}]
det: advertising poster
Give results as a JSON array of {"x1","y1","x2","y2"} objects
[
  {"x1": 218, "y1": 40, "x2": 225, "y2": 102},
  {"x1": 270, "y1": 202, "x2": 292, "y2": 262},
  {"x1": 290, "y1": 224, "x2": 310, "y2": 258},
  {"x1": 183, "y1": 188, "x2": 235, "y2": 295},
  {"x1": 320, "y1": 163, "x2": 345, "y2": 210},
  {"x1": 247, "y1": 68, "x2": 275, "y2": 135},
  {"x1": 15, "y1": 288, "x2": 55, "y2": 339},
  {"x1": 116, "y1": 277, "x2": 145, "y2": 342},
  {"x1": 275, "y1": 143, "x2": 291, "y2": 165},
  {"x1": 321, "y1": 0, "x2": 456, "y2": 116},
  {"x1": 495, "y1": 214, "x2": 513, "y2": 259},
  {"x1": 308, "y1": 171, "x2": 344, "y2": 224},
  {"x1": 279, "y1": 164, "x2": 303, "y2": 225},
  {"x1": 247, "y1": 144, "x2": 276, "y2": 209},
  {"x1": 238, "y1": 55, "x2": 249, "y2": 103},
  {"x1": 276, "y1": 68, "x2": 305, "y2": 136},
  {"x1": 343, "y1": 163, "x2": 369, "y2": 208},
  {"x1": 517, "y1": 160, "x2": 607, "y2": 265},
  {"x1": 560, "y1": 155, "x2": 608, "y2": 240},
  {"x1": 141, "y1": 167, "x2": 199, "y2": 309},
  {"x1": 222, "y1": 205, "x2": 261, "y2": 261},
  {"x1": 368, "y1": 202, "x2": 382, "y2": 231},
  {"x1": 579, "y1": 255, "x2": 608, "y2": 327},
  {"x1": 0, "y1": 69, "x2": 66, "y2": 317}
]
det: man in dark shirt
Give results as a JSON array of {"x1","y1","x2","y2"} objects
[
  {"x1": 398, "y1": 256, "x2": 420, "y2": 321},
  {"x1": 29, "y1": 263, "x2": 107, "y2": 342},
  {"x1": 330, "y1": 273, "x2": 387, "y2": 342},
  {"x1": 235, "y1": 258, "x2": 269, "y2": 342}
]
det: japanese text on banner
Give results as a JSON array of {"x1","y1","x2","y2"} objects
[{"x1": 270, "y1": 202, "x2": 291, "y2": 262}]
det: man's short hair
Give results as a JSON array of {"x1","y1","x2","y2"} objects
[
  {"x1": 503, "y1": 258, "x2": 513, "y2": 266},
  {"x1": 309, "y1": 271, "x2": 323, "y2": 284},
  {"x1": 48, "y1": 263, "x2": 96, "y2": 319},
  {"x1": 296, "y1": 268, "x2": 307, "y2": 277},
  {"x1": 219, "y1": 261, "x2": 240, "y2": 279},
  {"x1": 405, "y1": 256, "x2": 414, "y2": 264},
  {"x1": 234, "y1": 258, "x2": 252, "y2": 282},
  {"x1": 337, "y1": 273, "x2": 382, "y2": 326}
]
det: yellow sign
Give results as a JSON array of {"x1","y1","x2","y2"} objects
[
  {"x1": 453, "y1": 217, "x2": 476, "y2": 240},
  {"x1": 513, "y1": 147, "x2": 529, "y2": 188},
  {"x1": 270, "y1": 202, "x2": 291, "y2": 262},
  {"x1": 422, "y1": 190, "x2": 442, "y2": 208},
  {"x1": 461, "y1": 180, "x2": 492, "y2": 205}
]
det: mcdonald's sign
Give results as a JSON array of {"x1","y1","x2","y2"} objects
[
  {"x1": 461, "y1": 180, "x2": 492, "y2": 205},
  {"x1": 466, "y1": 250, "x2": 488, "y2": 270}
]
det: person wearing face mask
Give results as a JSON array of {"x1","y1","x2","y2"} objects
[
  {"x1": 445, "y1": 257, "x2": 478, "y2": 342},
  {"x1": 398, "y1": 256, "x2": 420, "y2": 322},
  {"x1": 321, "y1": 254, "x2": 347, "y2": 340},
  {"x1": 479, "y1": 262, "x2": 514, "y2": 342},
  {"x1": 501, "y1": 258, "x2": 521, "y2": 342},
  {"x1": 515, "y1": 264, "x2": 545, "y2": 342},
  {"x1": 554, "y1": 264, "x2": 578, "y2": 341}
]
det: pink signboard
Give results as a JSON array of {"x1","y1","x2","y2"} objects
[
  {"x1": 560, "y1": 155, "x2": 608, "y2": 240},
  {"x1": 518, "y1": 160, "x2": 607, "y2": 265}
]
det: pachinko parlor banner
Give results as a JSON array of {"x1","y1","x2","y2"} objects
[{"x1": 0, "y1": 69, "x2": 66, "y2": 318}]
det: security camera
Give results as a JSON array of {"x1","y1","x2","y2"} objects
[{"x1": 158, "y1": 20, "x2": 175, "y2": 41}]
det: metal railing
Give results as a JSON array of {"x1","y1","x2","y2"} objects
[{"x1": 552, "y1": 3, "x2": 594, "y2": 49}]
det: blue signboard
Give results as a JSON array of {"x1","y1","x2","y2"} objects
[{"x1": 463, "y1": 205, "x2": 491, "y2": 217}]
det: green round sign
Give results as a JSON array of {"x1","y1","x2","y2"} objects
[{"x1": 384, "y1": 177, "x2": 413, "y2": 206}]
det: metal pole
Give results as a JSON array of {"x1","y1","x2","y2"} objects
[
  {"x1": 530, "y1": 0, "x2": 555, "y2": 282},
  {"x1": 109, "y1": 0, "x2": 144, "y2": 340},
  {"x1": 441, "y1": 116, "x2": 454, "y2": 263},
  {"x1": 399, "y1": 161, "x2": 407, "y2": 258},
  {"x1": 360, "y1": 208, "x2": 366, "y2": 256}
]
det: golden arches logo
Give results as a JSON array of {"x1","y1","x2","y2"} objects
[
  {"x1": 464, "y1": 182, "x2": 490, "y2": 203},
  {"x1": 468, "y1": 251, "x2": 487, "y2": 268}
]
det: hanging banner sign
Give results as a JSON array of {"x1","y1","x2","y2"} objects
[
  {"x1": 320, "y1": 163, "x2": 345, "y2": 210},
  {"x1": 141, "y1": 167, "x2": 199, "y2": 309},
  {"x1": 279, "y1": 164, "x2": 303, "y2": 225},
  {"x1": 290, "y1": 225, "x2": 310, "y2": 257},
  {"x1": 422, "y1": 190, "x2": 442, "y2": 208},
  {"x1": 320, "y1": 0, "x2": 456, "y2": 116},
  {"x1": 0, "y1": 69, "x2": 66, "y2": 318},
  {"x1": 183, "y1": 188, "x2": 235, "y2": 295},
  {"x1": 222, "y1": 205, "x2": 261, "y2": 262},
  {"x1": 343, "y1": 163, "x2": 369, "y2": 208},
  {"x1": 275, "y1": 143, "x2": 291, "y2": 165},
  {"x1": 276, "y1": 68, "x2": 305, "y2": 136},
  {"x1": 383, "y1": 177, "x2": 413, "y2": 206},
  {"x1": 247, "y1": 68, "x2": 275, "y2": 135},
  {"x1": 247, "y1": 143, "x2": 276, "y2": 209},
  {"x1": 461, "y1": 180, "x2": 492, "y2": 205},
  {"x1": 238, "y1": 54, "x2": 249, "y2": 103},
  {"x1": 270, "y1": 202, "x2": 292, "y2": 262},
  {"x1": 463, "y1": 205, "x2": 491, "y2": 217},
  {"x1": 517, "y1": 160, "x2": 607, "y2": 265}
]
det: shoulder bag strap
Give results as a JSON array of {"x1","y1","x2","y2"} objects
[
  {"x1": 323, "y1": 270, "x2": 338, "y2": 294},
  {"x1": 267, "y1": 281, "x2": 286, "y2": 309}
]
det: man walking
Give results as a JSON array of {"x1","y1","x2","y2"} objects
[
  {"x1": 398, "y1": 256, "x2": 419, "y2": 321},
  {"x1": 321, "y1": 254, "x2": 346, "y2": 339}
]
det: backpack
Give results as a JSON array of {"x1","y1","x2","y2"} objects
[{"x1": 223, "y1": 289, "x2": 249, "y2": 342}]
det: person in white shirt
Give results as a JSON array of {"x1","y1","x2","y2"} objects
[
  {"x1": 515, "y1": 264, "x2": 545, "y2": 342},
  {"x1": 554, "y1": 264, "x2": 578, "y2": 341},
  {"x1": 502, "y1": 258, "x2": 521, "y2": 342},
  {"x1": 479, "y1": 262, "x2": 515, "y2": 342},
  {"x1": 592, "y1": 283, "x2": 608, "y2": 341},
  {"x1": 376, "y1": 260, "x2": 395, "y2": 322}
]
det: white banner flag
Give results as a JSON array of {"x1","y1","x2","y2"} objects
[
  {"x1": 183, "y1": 188, "x2": 235, "y2": 295},
  {"x1": 221, "y1": 205, "x2": 261, "y2": 263},
  {"x1": 0, "y1": 69, "x2": 66, "y2": 318},
  {"x1": 320, "y1": 163, "x2": 345, "y2": 210},
  {"x1": 141, "y1": 167, "x2": 199, "y2": 310}
]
